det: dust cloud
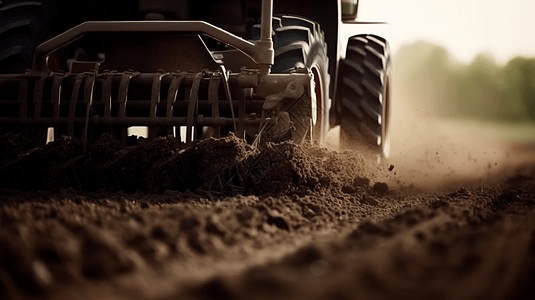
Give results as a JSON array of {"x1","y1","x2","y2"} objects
[{"x1": 376, "y1": 60, "x2": 535, "y2": 191}]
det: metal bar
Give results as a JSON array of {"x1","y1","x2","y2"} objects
[
  {"x1": 2, "y1": 72, "x2": 247, "y2": 87},
  {"x1": 0, "y1": 99, "x2": 266, "y2": 111},
  {"x1": 148, "y1": 70, "x2": 168, "y2": 139},
  {"x1": 208, "y1": 75, "x2": 221, "y2": 138},
  {"x1": 32, "y1": 21, "x2": 260, "y2": 73},
  {"x1": 0, "y1": 117, "x2": 262, "y2": 126},
  {"x1": 186, "y1": 71, "x2": 203, "y2": 143},
  {"x1": 257, "y1": 0, "x2": 274, "y2": 74},
  {"x1": 166, "y1": 72, "x2": 187, "y2": 136},
  {"x1": 68, "y1": 73, "x2": 85, "y2": 136},
  {"x1": 260, "y1": 0, "x2": 273, "y2": 41}
]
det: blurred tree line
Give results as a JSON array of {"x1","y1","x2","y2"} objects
[{"x1": 395, "y1": 41, "x2": 535, "y2": 122}]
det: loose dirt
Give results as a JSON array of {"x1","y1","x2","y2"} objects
[{"x1": 1, "y1": 132, "x2": 534, "y2": 300}]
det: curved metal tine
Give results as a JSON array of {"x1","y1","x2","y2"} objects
[
  {"x1": 186, "y1": 71, "x2": 204, "y2": 144},
  {"x1": 219, "y1": 65, "x2": 236, "y2": 134},
  {"x1": 33, "y1": 75, "x2": 46, "y2": 116},
  {"x1": 208, "y1": 74, "x2": 221, "y2": 138},
  {"x1": 68, "y1": 72, "x2": 85, "y2": 136},
  {"x1": 17, "y1": 76, "x2": 28, "y2": 136},
  {"x1": 32, "y1": 74, "x2": 47, "y2": 143},
  {"x1": 238, "y1": 90, "x2": 246, "y2": 139},
  {"x1": 149, "y1": 69, "x2": 168, "y2": 139},
  {"x1": 166, "y1": 72, "x2": 187, "y2": 136},
  {"x1": 118, "y1": 70, "x2": 138, "y2": 145},
  {"x1": 101, "y1": 71, "x2": 115, "y2": 135},
  {"x1": 82, "y1": 72, "x2": 96, "y2": 151},
  {"x1": 51, "y1": 71, "x2": 68, "y2": 141},
  {"x1": 251, "y1": 114, "x2": 270, "y2": 149}
]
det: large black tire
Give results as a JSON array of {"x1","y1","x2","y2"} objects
[
  {"x1": 0, "y1": 1, "x2": 52, "y2": 74},
  {"x1": 336, "y1": 34, "x2": 391, "y2": 157},
  {"x1": 253, "y1": 15, "x2": 330, "y2": 144}
]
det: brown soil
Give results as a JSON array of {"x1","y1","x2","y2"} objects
[{"x1": 1, "y1": 133, "x2": 534, "y2": 300}]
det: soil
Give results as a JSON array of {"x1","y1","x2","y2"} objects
[{"x1": 1, "y1": 133, "x2": 535, "y2": 300}]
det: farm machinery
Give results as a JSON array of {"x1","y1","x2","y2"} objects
[{"x1": 0, "y1": 0, "x2": 391, "y2": 156}]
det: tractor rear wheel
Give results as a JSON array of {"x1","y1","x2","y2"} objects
[
  {"x1": 337, "y1": 34, "x2": 391, "y2": 158},
  {"x1": 0, "y1": 0, "x2": 51, "y2": 74},
  {"x1": 254, "y1": 15, "x2": 329, "y2": 145}
]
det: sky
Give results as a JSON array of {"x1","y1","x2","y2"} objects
[{"x1": 357, "y1": 0, "x2": 535, "y2": 64}]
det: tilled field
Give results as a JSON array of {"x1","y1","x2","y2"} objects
[{"x1": 1, "y1": 133, "x2": 535, "y2": 300}]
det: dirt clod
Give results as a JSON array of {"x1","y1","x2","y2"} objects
[{"x1": 372, "y1": 182, "x2": 389, "y2": 194}]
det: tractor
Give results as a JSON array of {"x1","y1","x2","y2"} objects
[{"x1": 0, "y1": 0, "x2": 391, "y2": 157}]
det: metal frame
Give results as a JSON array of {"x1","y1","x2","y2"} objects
[
  {"x1": 33, "y1": 0, "x2": 276, "y2": 74},
  {"x1": 0, "y1": 0, "x2": 321, "y2": 148}
]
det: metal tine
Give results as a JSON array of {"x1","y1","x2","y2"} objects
[
  {"x1": 118, "y1": 70, "x2": 139, "y2": 145},
  {"x1": 166, "y1": 72, "x2": 187, "y2": 137},
  {"x1": 32, "y1": 74, "x2": 48, "y2": 144},
  {"x1": 238, "y1": 88, "x2": 246, "y2": 139},
  {"x1": 17, "y1": 76, "x2": 28, "y2": 136},
  {"x1": 101, "y1": 70, "x2": 116, "y2": 135},
  {"x1": 208, "y1": 74, "x2": 221, "y2": 138},
  {"x1": 149, "y1": 69, "x2": 168, "y2": 139},
  {"x1": 219, "y1": 65, "x2": 236, "y2": 134},
  {"x1": 51, "y1": 71, "x2": 69, "y2": 141},
  {"x1": 186, "y1": 70, "x2": 204, "y2": 144},
  {"x1": 251, "y1": 113, "x2": 270, "y2": 149},
  {"x1": 82, "y1": 71, "x2": 96, "y2": 152},
  {"x1": 68, "y1": 72, "x2": 85, "y2": 136}
]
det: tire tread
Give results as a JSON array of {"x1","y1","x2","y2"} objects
[{"x1": 338, "y1": 34, "x2": 391, "y2": 150}]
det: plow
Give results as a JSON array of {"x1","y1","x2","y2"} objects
[
  {"x1": 0, "y1": 0, "x2": 391, "y2": 155},
  {"x1": 0, "y1": 18, "x2": 316, "y2": 149}
]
